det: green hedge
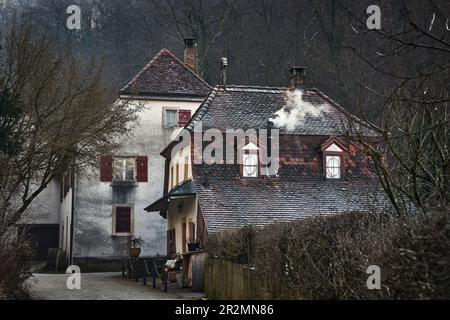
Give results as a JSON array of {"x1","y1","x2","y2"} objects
[{"x1": 206, "y1": 209, "x2": 450, "y2": 299}]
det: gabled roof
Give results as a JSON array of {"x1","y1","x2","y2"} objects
[
  {"x1": 119, "y1": 49, "x2": 211, "y2": 98},
  {"x1": 151, "y1": 84, "x2": 387, "y2": 233},
  {"x1": 186, "y1": 85, "x2": 376, "y2": 136}
]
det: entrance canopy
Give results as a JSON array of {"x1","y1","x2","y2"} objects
[{"x1": 144, "y1": 179, "x2": 196, "y2": 218}]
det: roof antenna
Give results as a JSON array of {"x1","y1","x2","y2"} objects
[
  {"x1": 202, "y1": 170, "x2": 210, "y2": 188},
  {"x1": 220, "y1": 57, "x2": 228, "y2": 90}
]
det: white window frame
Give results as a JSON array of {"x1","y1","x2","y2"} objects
[
  {"x1": 325, "y1": 155, "x2": 341, "y2": 179},
  {"x1": 113, "y1": 157, "x2": 136, "y2": 181},
  {"x1": 163, "y1": 108, "x2": 179, "y2": 127},
  {"x1": 243, "y1": 153, "x2": 259, "y2": 178}
]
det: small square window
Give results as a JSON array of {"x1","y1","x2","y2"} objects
[{"x1": 165, "y1": 109, "x2": 178, "y2": 127}]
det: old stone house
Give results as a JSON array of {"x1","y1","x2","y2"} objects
[
  {"x1": 24, "y1": 39, "x2": 211, "y2": 268},
  {"x1": 145, "y1": 67, "x2": 388, "y2": 258}
]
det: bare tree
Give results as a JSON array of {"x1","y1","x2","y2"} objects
[
  {"x1": 340, "y1": 0, "x2": 450, "y2": 214},
  {"x1": 0, "y1": 24, "x2": 136, "y2": 232}
]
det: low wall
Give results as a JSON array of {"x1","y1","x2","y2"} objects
[{"x1": 72, "y1": 257, "x2": 124, "y2": 272}]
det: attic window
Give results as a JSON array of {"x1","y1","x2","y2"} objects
[
  {"x1": 326, "y1": 156, "x2": 341, "y2": 179},
  {"x1": 322, "y1": 142, "x2": 345, "y2": 180},
  {"x1": 242, "y1": 142, "x2": 259, "y2": 178}
]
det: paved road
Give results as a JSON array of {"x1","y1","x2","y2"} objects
[{"x1": 29, "y1": 272, "x2": 204, "y2": 300}]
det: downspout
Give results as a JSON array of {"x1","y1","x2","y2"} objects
[{"x1": 69, "y1": 162, "x2": 75, "y2": 266}]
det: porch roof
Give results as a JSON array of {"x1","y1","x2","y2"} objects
[{"x1": 144, "y1": 179, "x2": 196, "y2": 213}]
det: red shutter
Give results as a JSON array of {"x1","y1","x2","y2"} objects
[
  {"x1": 136, "y1": 156, "x2": 148, "y2": 182},
  {"x1": 178, "y1": 109, "x2": 192, "y2": 126},
  {"x1": 100, "y1": 155, "x2": 113, "y2": 182}
]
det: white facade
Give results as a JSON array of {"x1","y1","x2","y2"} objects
[{"x1": 67, "y1": 97, "x2": 204, "y2": 263}]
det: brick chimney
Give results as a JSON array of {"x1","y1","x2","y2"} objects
[
  {"x1": 289, "y1": 66, "x2": 307, "y2": 89},
  {"x1": 183, "y1": 38, "x2": 198, "y2": 73}
]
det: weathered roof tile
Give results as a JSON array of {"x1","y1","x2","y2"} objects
[{"x1": 120, "y1": 49, "x2": 211, "y2": 97}]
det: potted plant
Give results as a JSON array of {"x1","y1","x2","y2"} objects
[{"x1": 129, "y1": 236, "x2": 144, "y2": 257}]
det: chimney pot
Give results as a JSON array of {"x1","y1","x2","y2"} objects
[
  {"x1": 183, "y1": 38, "x2": 198, "y2": 73},
  {"x1": 289, "y1": 66, "x2": 307, "y2": 89}
]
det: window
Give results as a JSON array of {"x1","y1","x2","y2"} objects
[
  {"x1": 164, "y1": 109, "x2": 178, "y2": 127},
  {"x1": 114, "y1": 157, "x2": 135, "y2": 181},
  {"x1": 326, "y1": 155, "x2": 341, "y2": 179},
  {"x1": 241, "y1": 142, "x2": 259, "y2": 178},
  {"x1": 101, "y1": 156, "x2": 147, "y2": 183},
  {"x1": 321, "y1": 141, "x2": 346, "y2": 180},
  {"x1": 115, "y1": 206, "x2": 132, "y2": 234},
  {"x1": 243, "y1": 154, "x2": 258, "y2": 178}
]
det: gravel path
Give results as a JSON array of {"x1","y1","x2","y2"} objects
[{"x1": 29, "y1": 272, "x2": 204, "y2": 300}]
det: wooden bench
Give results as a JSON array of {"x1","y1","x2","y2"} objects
[{"x1": 143, "y1": 258, "x2": 168, "y2": 292}]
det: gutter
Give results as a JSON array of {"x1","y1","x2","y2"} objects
[{"x1": 69, "y1": 162, "x2": 75, "y2": 266}]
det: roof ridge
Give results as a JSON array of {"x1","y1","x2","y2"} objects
[
  {"x1": 222, "y1": 85, "x2": 288, "y2": 92},
  {"x1": 187, "y1": 85, "x2": 221, "y2": 130}
]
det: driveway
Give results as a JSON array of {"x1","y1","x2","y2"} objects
[{"x1": 29, "y1": 272, "x2": 204, "y2": 300}]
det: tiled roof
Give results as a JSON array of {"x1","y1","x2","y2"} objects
[
  {"x1": 187, "y1": 85, "x2": 376, "y2": 135},
  {"x1": 154, "y1": 84, "x2": 386, "y2": 233},
  {"x1": 119, "y1": 49, "x2": 211, "y2": 97},
  {"x1": 182, "y1": 85, "x2": 384, "y2": 233},
  {"x1": 192, "y1": 164, "x2": 389, "y2": 233}
]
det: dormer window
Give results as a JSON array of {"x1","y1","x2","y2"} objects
[
  {"x1": 326, "y1": 155, "x2": 341, "y2": 179},
  {"x1": 321, "y1": 140, "x2": 346, "y2": 180},
  {"x1": 242, "y1": 142, "x2": 259, "y2": 178}
]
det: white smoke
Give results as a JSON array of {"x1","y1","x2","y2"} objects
[{"x1": 270, "y1": 89, "x2": 328, "y2": 132}]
